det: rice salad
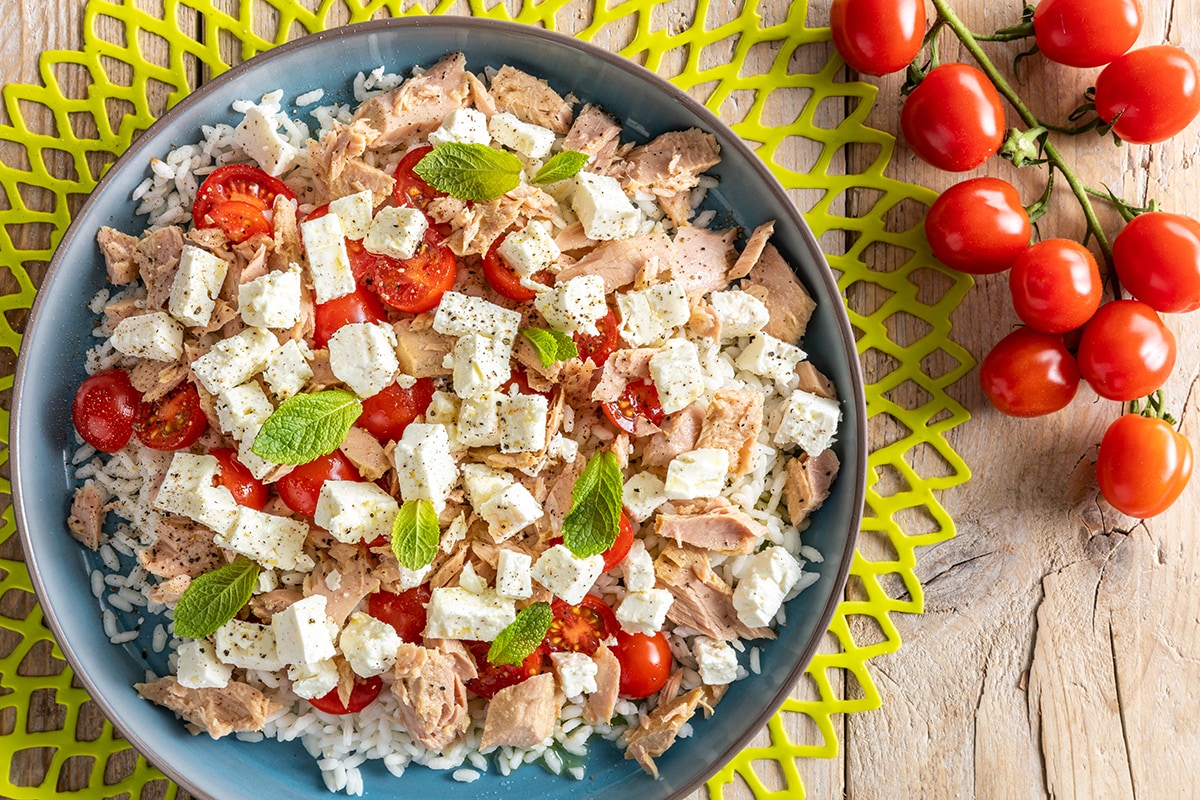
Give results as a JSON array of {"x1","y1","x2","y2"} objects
[{"x1": 64, "y1": 53, "x2": 843, "y2": 795}]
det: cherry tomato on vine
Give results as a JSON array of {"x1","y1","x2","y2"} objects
[
  {"x1": 132, "y1": 382, "x2": 208, "y2": 450},
  {"x1": 925, "y1": 178, "x2": 1031, "y2": 274},
  {"x1": 368, "y1": 585, "x2": 431, "y2": 644},
  {"x1": 1094, "y1": 45, "x2": 1200, "y2": 144},
  {"x1": 357, "y1": 378, "x2": 436, "y2": 444},
  {"x1": 830, "y1": 0, "x2": 926, "y2": 77},
  {"x1": 544, "y1": 596, "x2": 620, "y2": 656},
  {"x1": 1032, "y1": 0, "x2": 1142, "y2": 68},
  {"x1": 1096, "y1": 413, "x2": 1193, "y2": 518},
  {"x1": 1112, "y1": 212, "x2": 1200, "y2": 313},
  {"x1": 276, "y1": 450, "x2": 362, "y2": 516},
  {"x1": 210, "y1": 448, "x2": 268, "y2": 510},
  {"x1": 193, "y1": 164, "x2": 295, "y2": 243},
  {"x1": 1076, "y1": 300, "x2": 1176, "y2": 401},
  {"x1": 367, "y1": 229, "x2": 457, "y2": 313},
  {"x1": 611, "y1": 630, "x2": 673, "y2": 699},
  {"x1": 71, "y1": 369, "x2": 141, "y2": 453},
  {"x1": 308, "y1": 674, "x2": 382, "y2": 715},
  {"x1": 979, "y1": 328, "x2": 1080, "y2": 417},
  {"x1": 1008, "y1": 239, "x2": 1102, "y2": 333},
  {"x1": 900, "y1": 63, "x2": 1005, "y2": 172},
  {"x1": 465, "y1": 641, "x2": 547, "y2": 699}
]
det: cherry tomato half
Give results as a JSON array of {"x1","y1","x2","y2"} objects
[
  {"x1": 313, "y1": 282, "x2": 388, "y2": 350},
  {"x1": 830, "y1": 0, "x2": 926, "y2": 76},
  {"x1": 308, "y1": 673, "x2": 383, "y2": 715},
  {"x1": 210, "y1": 447, "x2": 268, "y2": 510},
  {"x1": 900, "y1": 63, "x2": 1005, "y2": 172},
  {"x1": 276, "y1": 450, "x2": 362, "y2": 516},
  {"x1": 1077, "y1": 300, "x2": 1176, "y2": 401},
  {"x1": 1095, "y1": 45, "x2": 1200, "y2": 144},
  {"x1": 482, "y1": 233, "x2": 552, "y2": 302},
  {"x1": 1033, "y1": 0, "x2": 1142, "y2": 68},
  {"x1": 602, "y1": 379, "x2": 666, "y2": 435},
  {"x1": 979, "y1": 328, "x2": 1080, "y2": 417},
  {"x1": 368, "y1": 585, "x2": 431, "y2": 644},
  {"x1": 573, "y1": 307, "x2": 619, "y2": 367},
  {"x1": 925, "y1": 178, "x2": 1031, "y2": 274},
  {"x1": 205, "y1": 199, "x2": 272, "y2": 243},
  {"x1": 1096, "y1": 413, "x2": 1193, "y2": 518},
  {"x1": 1112, "y1": 212, "x2": 1200, "y2": 313},
  {"x1": 603, "y1": 510, "x2": 635, "y2": 571},
  {"x1": 1008, "y1": 238, "x2": 1102, "y2": 333},
  {"x1": 545, "y1": 596, "x2": 620, "y2": 656},
  {"x1": 393, "y1": 146, "x2": 445, "y2": 211},
  {"x1": 132, "y1": 382, "x2": 207, "y2": 451},
  {"x1": 367, "y1": 229, "x2": 457, "y2": 313},
  {"x1": 193, "y1": 164, "x2": 295, "y2": 243},
  {"x1": 72, "y1": 369, "x2": 141, "y2": 453},
  {"x1": 465, "y1": 640, "x2": 547, "y2": 699},
  {"x1": 357, "y1": 378, "x2": 436, "y2": 444},
  {"x1": 611, "y1": 630, "x2": 673, "y2": 699}
]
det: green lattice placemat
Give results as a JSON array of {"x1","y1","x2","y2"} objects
[{"x1": 0, "y1": 1, "x2": 974, "y2": 797}]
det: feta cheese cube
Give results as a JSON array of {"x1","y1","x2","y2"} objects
[
  {"x1": 263, "y1": 339, "x2": 313, "y2": 401},
  {"x1": 623, "y1": 471, "x2": 668, "y2": 523},
  {"x1": 314, "y1": 480, "x2": 399, "y2": 544},
  {"x1": 238, "y1": 263, "x2": 303, "y2": 329},
  {"x1": 215, "y1": 382, "x2": 274, "y2": 442},
  {"x1": 497, "y1": 221, "x2": 560, "y2": 279},
  {"x1": 734, "y1": 333, "x2": 806, "y2": 386},
  {"x1": 394, "y1": 563, "x2": 432, "y2": 591},
  {"x1": 547, "y1": 433, "x2": 579, "y2": 463},
  {"x1": 271, "y1": 594, "x2": 337, "y2": 665},
  {"x1": 616, "y1": 290, "x2": 659, "y2": 347},
  {"x1": 615, "y1": 588, "x2": 674, "y2": 635},
  {"x1": 451, "y1": 333, "x2": 508, "y2": 400},
  {"x1": 664, "y1": 448, "x2": 730, "y2": 500},
  {"x1": 236, "y1": 439, "x2": 280, "y2": 482},
  {"x1": 329, "y1": 190, "x2": 374, "y2": 239},
  {"x1": 459, "y1": 561, "x2": 488, "y2": 594},
  {"x1": 390, "y1": 423, "x2": 458, "y2": 513},
  {"x1": 424, "y1": 586, "x2": 516, "y2": 641},
  {"x1": 488, "y1": 111, "x2": 556, "y2": 158},
  {"x1": 478, "y1": 483, "x2": 543, "y2": 541},
  {"x1": 328, "y1": 321, "x2": 399, "y2": 398},
  {"x1": 217, "y1": 506, "x2": 308, "y2": 571},
  {"x1": 176, "y1": 639, "x2": 233, "y2": 689},
  {"x1": 457, "y1": 392, "x2": 504, "y2": 447},
  {"x1": 711, "y1": 290, "x2": 770, "y2": 339},
  {"x1": 213, "y1": 619, "x2": 284, "y2": 671},
  {"x1": 110, "y1": 312, "x2": 184, "y2": 362},
  {"x1": 572, "y1": 171, "x2": 641, "y2": 241},
  {"x1": 429, "y1": 108, "x2": 491, "y2": 147},
  {"x1": 169, "y1": 245, "x2": 229, "y2": 327},
  {"x1": 694, "y1": 637, "x2": 739, "y2": 685},
  {"x1": 461, "y1": 463, "x2": 515, "y2": 508},
  {"x1": 531, "y1": 545, "x2": 604, "y2": 606},
  {"x1": 288, "y1": 658, "x2": 338, "y2": 700},
  {"x1": 732, "y1": 546, "x2": 803, "y2": 628},
  {"x1": 190, "y1": 327, "x2": 277, "y2": 395},
  {"x1": 363, "y1": 206, "x2": 428, "y2": 261},
  {"x1": 153, "y1": 452, "x2": 239, "y2": 534},
  {"x1": 426, "y1": 390, "x2": 461, "y2": 426},
  {"x1": 339, "y1": 611, "x2": 404, "y2": 678},
  {"x1": 233, "y1": 102, "x2": 299, "y2": 177},
  {"x1": 647, "y1": 281, "x2": 690, "y2": 330},
  {"x1": 432, "y1": 292, "x2": 522, "y2": 342},
  {"x1": 255, "y1": 569, "x2": 279, "y2": 595},
  {"x1": 649, "y1": 339, "x2": 705, "y2": 414},
  {"x1": 300, "y1": 213, "x2": 355, "y2": 303},
  {"x1": 495, "y1": 549, "x2": 533, "y2": 599},
  {"x1": 621, "y1": 539, "x2": 656, "y2": 593},
  {"x1": 534, "y1": 274, "x2": 607, "y2": 336},
  {"x1": 499, "y1": 392, "x2": 549, "y2": 453},
  {"x1": 775, "y1": 388, "x2": 842, "y2": 455},
  {"x1": 551, "y1": 651, "x2": 598, "y2": 698}
]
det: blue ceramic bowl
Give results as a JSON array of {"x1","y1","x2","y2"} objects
[{"x1": 11, "y1": 17, "x2": 865, "y2": 800}]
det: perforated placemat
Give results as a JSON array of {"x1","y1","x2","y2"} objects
[{"x1": 0, "y1": 0, "x2": 973, "y2": 797}]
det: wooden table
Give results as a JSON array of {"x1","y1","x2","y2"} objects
[{"x1": 3, "y1": 0, "x2": 1197, "y2": 797}]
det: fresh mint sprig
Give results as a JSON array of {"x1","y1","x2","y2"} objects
[
  {"x1": 522, "y1": 327, "x2": 579, "y2": 367},
  {"x1": 252, "y1": 390, "x2": 362, "y2": 465},
  {"x1": 414, "y1": 143, "x2": 523, "y2": 202},
  {"x1": 173, "y1": 559, "x2": 260, "y2": 639},
  {"x1": 532, "y1": 151, "x2": 589, "y2": 184},
  {"x1": 561, "y1": 450, "x2": 624, "y2": 558},
  {"x1": 391, "y1": 499, "x2": 440, "y2": 571}
]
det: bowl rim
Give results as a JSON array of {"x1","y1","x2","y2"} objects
[{"x1": 11, "y1": 14, "x2": 867, "y2": 800}]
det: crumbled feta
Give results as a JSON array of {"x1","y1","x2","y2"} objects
[
  {"x1": 153, "y1": 452, "x2": 239, "y2": 535},
  {"x1": 255, "y1": 569, "x2": 279, "y2": 595},
  {"x1": 426, "y1": 390, "x2": 462, "y2": 426},
  {"x1": 457, "y1": 392, "x2": 503, "y2": 447},
  {"x1": 110, "y1": 312, "x2": 184, "y2": 362},
  {"x1": 664, "y1": 448, "x2": 730, "y2": 500},
  {"x1": 616, "y1": 280, "x2": 689, "y2": 346},
  {"x1": 169, "y1": 245, "x2": 229, "y2": 327},
  {"x1": 364, "y1": 206, "x2": 428, "y2": 261},
  {"x1": 451, "y1": 333, "x2": 509, "y2": 399},
  {"x1": 429, "y1": 108, "x2": 491, "y2": 147},
  {"x1": 233, "y1": 102, "x2": 299, "y2": 177},
  {"x1": 548, "y1": 433, "x2": 579, "y2": 463},
  {"x1": 775, "y1": 389, "x2": 841, "y2": 455},
  {"x1": 488, "y1": 111, "x2": 556, "y2": 158},
  {"x1": 339, "y1": 611, "x2": 404, "y2": 678},
  {"x1": 238, "y1": 263, "x2": 303, "y2": 329},
  {"x1": 534, "y1": 274, "x2": 608, "y2": 336},
  {"x1": 711, "y1": 290, "x2": 770, "y2": 339},
  {"x1": 300, "y1": 213, "x2": 355, "y2": 303},
  {"x1": 216, "y1": 506, "x2": 308, "y2": 571},
  {"x1": 478, "y1": 483, "x2": 543, "y2": 541},
  {"x1": 176, "y1": 639, "x2": 232, "y2": 689},
  {"x1": 461, "y1": 463, "x2": 515, "y2": 508},
  {"x1": 213, "y1": 619, "x2": 284, "y2": 671},
  {"x1": 732, "y1": 546, "x2": 804, "y2": 628},
  {"x1": 432, "y1": 291, "x2": 521, "y2": 342},
  {"x1": 329, "y1": 190, "x2": 374, "y2": 239},
  {"x1": 615, "y1": 588, "x2": 674, "y2": 635},
  {"x1": 497, "y1": 221, "x2": 560, "y2": 280},
  {"x1": 694, "y1": 637, "x2": 739, "y2": 685},
  {"x1": 390, "y1": 423, "x2": 458, "y2": 513},
  {"x1": 572, "y1": 171, "x2": 641, "y2": 241},
  {"x1": 649, "y1": 339, "x2": 705, "y2": 414},
  {"x1": 313, "y1": 480, "x2": 399, "y2": 544},
  {"x1": 424, "y1": 586, "x2": 516, "y2": 641},
  {"x1": 495, "y1": 549, "x2": 533, "y2": 599},
  {"x1": 621, "y1": 539, "x2": 656, "y2": 593},
  {"x1": 190, "y1": 327, "x2": 277, "y2": 394},
  {"x1": 271, "y1": 594, "x2": 337, "y2": 666},
  {"x1": 394, "y1": 563, "x2": 432, "y2": 591},
  {"x1": 531, "y1": 545, "x2": 604, "y2": 606},
  {"x1": 215, "y1": 382, "x2": 273, "y2": 442},
  {"x1": 734, "y1": 332, "x2": 806, "y2": 386},
  {"x1": 551, "y1": 651, "x2": 599, "y2": 698},
  {"x1": 263, "y1": 339, "x2": 313, "y2": 401},
  {"x1": 623, "y1": 471, "x2": 668, "y2": 523},
  {"x1": 459, "y1": 561, "x2": 488, "y2": 594},
  {"x1": 328, "y1": 321, "x2": 399, "y2": 398},
  {"x1": 288, "y1": 658, "x2": 338, "y2": 700},
  {"x1": 499, "y1": 392, "x2": 549, "y2": 453}
]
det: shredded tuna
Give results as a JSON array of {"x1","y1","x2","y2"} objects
[
  {"x1": 136, "y1": 676, "x2": 280, "y2": 739},
  {"x1": 671, "y1": 226, "x2": 737, "y2": 296},
  {"x1": 128, "y1": 360, "x2": 189, "y2": 402},
  {"x1": 553, "y1": 221, "x2": 596, "y2": 252},
  {"x1": 742, "y1": 243, "x2": 817, "y2": 344},
  {"x1": 795, "y1": 361, "x2": 837, "y2": 400},
  {"x1": 624, "y1": 685, "x2": 725, "y2": 778},
  {"x1": 302, "y1": 542, "x2": 380, "y2": 627},
  {"x1": 391, "y1": 643, "x2": 472, "y2": 750},
  {"x1": 248, "y1": 588, "x2": 303, "y2": 621},
  {"x1": 307, "y1": 119, "x2": 396, "y2": 206},
  {"x1": 466, "y1": 72, "x2": 497, "y2": 116},
  {"x1": 562, "y1": 104, "x2": 622, "y2": 172},
  {"x1": 655, "y1": 498, "x2": 766, "y2": 555},
  {"x1": 339, "y1": 426, "x2": 391, "y2": 477},
  {"x1": 584, "y1": 643, "x2": 621, "y2": 725},
  {"x1": 97, "y1": 226, "x2": 140, "y2": 285},
  {"x1": 268, "y1": 195, "x2": 302, "y2": 272},
  {"x1": 785, "y1": 450, "x2": 841, "y2": 527},
  {"x1": 591, "y1": 348, "x2": 657, "y2": 403},
  {"x1": 353, "y1": 53, "x2": 471, "y2": 147},
  {"x1": 103, "y1": 296, "x2": 144, "y2": 331},
  {"x1": 135, "y1": 226, "x2": 185, "y2": 310},
  {"x1": 728, "y1": 220, "x2": 775, "y2": 281},
  {"x1": 444, "y1": 195, "x2": 523, "y2": 257},
  {"x1": 392, "y1": 318, "x2": 454, "y2": 378},
  {"x1": 67, "y1": 483, "x2": 108, "y2": 550},
  {"x1": 425, "y1": 638, "x2": 479, "y2": 683},
  {"x1": 655, "y1": 543, "x2": 774, "y2": 641},
  {"x1": 687, "y1": 296, "x2": 721, "y2": 340},
  {"x1": 656, "y1": 667, "x2": 685, "y2": 706},
  {"x1": 557, "y1": 232, "x2": 675, "y2": 293},
  {"x1": 624, "y1": 129, "x2": 720, "y2": 194},
  {"x1": 238, "y1": 243, "x2": 270, "y2": 286},
  {"x1": 641, "y1": 404, "x2": 705, "y2": 467},
  {"x1": 557, "y1": 358, "x2": 598, "y2": 408},
  {"x1": 137, "y1": 516, "x2": 225, "y2": 579},
  {"x1": 489, "y1": 65, "x2": 573, "y2": 134},
  {"x1": 695, "y1": 389, "x2": 764, "y2": 476},
  {"x1": 480, "y1": 672, "x2": 561, "y2": 748},
  {"x1": 148, "y1": 574, "x2": 191, "y2": 605}
]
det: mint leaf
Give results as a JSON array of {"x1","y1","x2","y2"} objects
[
  {"x1": 173, "y1": 559, "x2": 260, "y2": 638},
  {"x1": 488, "y1": 601, "x2": 553, "y2": 666},
  {"x1": 252, "y1": 390, "x2": 362, "y2": 465},
  {"x1": 391, "y1": 499, "x2": 439, "y2": 570},
  {"x1": 521, "y1": 327, "x2": 579, "y2": 368},
  {"x1": 532, "y1": 151, "x2": 589, "y2": 184},
  {"x1": 562, "y1": 450, "x2": 624, "y2": 558},
  {"x1": 414, "y1": 143, "x2": 523, "y2": 202}
]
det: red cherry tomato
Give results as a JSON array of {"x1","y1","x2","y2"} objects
[
  {"x1": 209, "y1": 448, "x2": 268, "y2": 510},
  {"x1": 367, "y1": 229, "x2": 457, "y2": 313},
  {"x1": 500, "y1": 368, "x2": 552, "y2": 399},
  {"x1": 830, "y1": 0, "x2": 926, "y2": 76},
  {"x1": 611, "y1": 630, "x2": 673, "y2": 699},
  {"x1": 544, "y1": 596, "x2": 620, "y2": 656},
  {"x1": 1008, "y1": 239, "x2": 1103, "y2": 333},
  {"x1": 1096, "y1": 413, "x2": 1194, "y2": 518},
  {"x1": 204, "y1": 199, "x2": 272, "y2": 243},
  {"x1": 603, "y1": 511, "x2": 635, "y2": 571},
  {"x1": 193, "y1": 164, "x2": 295, "y2": 243},
  {"x1": 1095, "y1": 45, "x2": 1200, "y2": 144},
  {"x1": 132, "y1": 382, "x2": 207, "y2": 451},
  {"x1": 357, "y1": 378, "x2": 436, "y2": 444},
  {"x1": 602, "y1": 379, "x2": 666, "y2": 435},
  {"x1": 465, "y1": 640, "x2": 547, "y2": 699},
  {"x1": 900, "y1": 63, "x2": 1006, "y2": 172},
  {"x1": 71, "y1": 369, "x2": 141, "y2": 453},
  {"x1": 1112, "y1": 212, "x2": 1200, "y2": 313},
  {"x1": 1077, "y1": 300, "x2": 1176, "y2": 401},
  {"x1": 393, "y1": 146, "x2": 445, "y2": 211},
  {"x1": 313, "y1": 282, "x2": 387, "y2": 350},
  {"x1": 482, "y1": 233, "x2": 553, "y2": 302},
  {"x1": 307, "y1": 673, "x2": 383, "y2": 715},
  {"x1": 1032, "y1": 0, "x2": 1142, "y2": 68},
  {"x1": 367, "y1": 585, "x2": 431, "y2": 644},
  {"x1": 573, "y1": 307, "x2": 619, "y2": 366},
  {"x1": 925, "y1": 178, "x2": 1031, "y2": 274},
  {"x1": 276, "y1": 450, "x2": 362, "y2": 516},
  {"x1": 979, "y1": 328, "x2": 1080, "y2": 417}
]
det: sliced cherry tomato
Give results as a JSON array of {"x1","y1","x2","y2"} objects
[
  {"x1": 1077, "y1": 300, "x2": 1176, "y2": 401},
  {"x1": 1095, "y1": 45, "x2": 1200, "y2": 145},
  {"x1": 393, "y1": 146, "x2": 445, "y2": 211},
  {"x1": 465, "y1": 640, "x2": 547, "y2": 699},
  {"x1": 1096, "y1": 412, "x2": 1194, "y2": 518},
  {"x1": 367, "y1": 229, "x2": 457, "y2": 313},
  {"x1": 313, "y1": 282, "x2": 387, "y2": 350},
  {"x1": 71, "y1": 369, "x2": 141, "y2": 453},
  {"x1": 979, "y1": 328, "x2": 1080, "y2": 417},
  {"x1": 900, "y1": 63, "x2": 1006, "y2": 172},
  {"x1": 357, "y1": 378, "x2": 436, "y2": 444},
  {"x1": 544, "y1": 596, "x2": 619, "y2": 656},
  {"x1": 210, "y1": 447, "x2": 268, "y2": 510},
  {"x1": 603, "y1": 511, "x2": 635, "y2": 571},
  {"x1": 276, "y1": 450, "x2": 362, "y2": 516},
  {"x1": 1112, "y1": 212, "x2": 1200, "y2": 313},
  {"x1": 924, "y1": 178, "x2": 1031, "y2": 275},
  {"x1": 573, "y1": 307, "x2": 619, "y2": 367},
  {"x1": 368, "y1": 585, "x2": 431, "y2": 644},
  {"x1": 830, "y1": 0, "x2": 926, "y2": 76},
  {"x1": 205, "y1": 200, "x2": 272, "y2": 243},
  {"x1": 307, "y1": 673, "x2": 383, "y2": 715},
  {"x1": 482, "y1": 233, "x2": 552, "y2": 302},
  {"x1": 1033, "y1": 0, "x2": 1141, "y2": 68},
  {"x1": 132, "y1": 382, "x2": 207, "y2": 451},
  {"x1": 602, "y1": 379, "x2": 666, "y2": 435},
  {"x1": 1008, "y1": 239, "x2": 1103, "y2": 334},
  {"x1": 193, "y1": 164, "x2": 295, "y2": 243},
  {"x1": 611, "y1": 630, "x2": 673, "y2": 699}
]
